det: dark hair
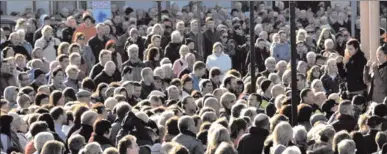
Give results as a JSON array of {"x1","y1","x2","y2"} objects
[
  {"x1": 146, "y1": 47, "x2": 159, "y2": 61},
  {"x1": 51, "y1": 67, "x2": 64, "y2": 77},
  {"x1": 223, "y1": 75, "x2": 237, "y2": 88},
  {"x1": 193, "y1": 61, "x2": 206, "y2": 71},
  {"x1": 181, "y1": 74, "x2": 193, "y2": 84},
  {"x1": 81, "y1": 77, "x2": 96, "y2": 92},
  {"x1": 121, "y1": 66, "x2": 133, "y2": 77},
  {"x1": 35, "y1": 92, "x2": 49, "y2": 106},
  {"x1": 115, "y1": 103, "x2": 130, "y2": 119},
  {"x1": 49, "y1": 90, "x2": 63, "y2": 106},
  {"x1": 297, "y1": 104, "x2": 313, "y2": 122},
  {"x1": 210, "y1": 67, "x2": 221, "y2": 78},
  {"x1": 118, "y1": 135, "x2": 136, "y2": 154},
  {"x1": 350, "y1": 131, "x2": 367, "y2": 154},
  {"x1": 20, "y1": 86, "x2": 34, "y2": 95},
  {"x1": 30, "y1": 121, "x2": 49, "y2": 137},
  {"x1": 57, "y1": 54, "x2": 69, "y2": 62},
  {"x1": 38, "y1": 113, "x2": 55, "y2": 132},
  {"x1": 346, "y1": 39, "x2": 360, "y2": 50},
  {"x1": 93, "y1": 119, "x2": 111, "y2": 135},
  {"x1": 67, "y1": 105, "x2": 89, "y2": 138},
  {"x1": 50, "y1": 106, "x2": 65, "y2": 120},
  {"x1": 300, "y1": 88, "x2": 312, "y2": 103},
  {"x1": 166, "y1": 117, "x2": 179, "y2": 136},
  {"x1": 63, "y1": 87, "x2": 77, "y2": 102},
  {"x1": 230, "y1": 118, "x2": 247, "y2": 139}
]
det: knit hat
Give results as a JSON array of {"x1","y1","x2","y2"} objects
[
  {"x1": 34, "y1": 69, "x2": 45, "y2": 79},
  {"x1": 260, "y1": 80, "x2": 272, "y2": 92},
  {"x1": 105, "y1": 40, "x2": 116, "y2": 50},
  {"x1": 94, "y1": 119, "x2": 111, "y2": 135},
  {"x1": 310, "y1": 114, "x2": 328, "y2": 126}
]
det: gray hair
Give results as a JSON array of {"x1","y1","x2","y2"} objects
[
  {"x1": 3, "y1": 86, "x2": 18, "y2": 102},
  {"x1": 338, "y1": 139, "x2": 356, "y2": 154},
  {"x1": 34, "y1": 132, "x2": 54, "y2": 151},
  {"x1": 80, "y1": 142, "x2": 103, "y2": 154},
  {"x1": 273, "y1": 122, "x2": 293, "y2": 146},
  {"x1": 282, "y1": 146, "x2": 302, "y2": 154},
  {"x1": 292, "y1": 125, "x2": 307, "y2": 145},
  {"x1": 81, "y1": 111, "x2": 98, "y2": 126}
]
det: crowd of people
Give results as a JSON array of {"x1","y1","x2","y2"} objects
[{"x1": 1, "y1": 1, "x2": 387, "y2": 154}]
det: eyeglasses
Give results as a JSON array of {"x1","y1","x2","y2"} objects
[
  {"x1": 307, "y1": 31, "x2": 314, "y2": 34},
  {"x1": 78, "y1": 37, "x2": 85, "y2": 40}
]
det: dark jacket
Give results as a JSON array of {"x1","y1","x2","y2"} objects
[
  {"x1": 364, "y1": 129, "x2": 379, "y2": 154},
  {"x1": 144, "y1": 60, "x2": 159, "y2": 70},
  {"x1": 121, "y1": 60, "x2": 145, "y2": 82},
  {"x1": 320, "y1": 73, "x2": 342, "y2": 95},
  {"x1": 164, "y1": 42, "x2": 182, "y2": 63},
  {"x1": 116, "y1": 112, "x2": 153, "y2": 146},
  {"x1": 89, "y1": 133, "x2": 114, "y2": 150},
  {"x1": 331, "y1": 114, "x2": 357, "y2": 132},
  {"x1": 337, "y1": 51, "x2": 367, "y2": 92},
  {"x1": 33, "y1": 27, "x2": 43, "y2": 43},
  {"x1": 93, "y1": 71, "x2": 121, "y2": 86},
  {"x1": 140, "y1": 81, "x2": 156, "y2": 99},
  {"x1": 74, "y1": 124, "x2": 94, "y2": 142},
  {"x1": 202, "y1": 29, "x2": 217, "y2": 60},
  {"x1": 186, "y1": 32, "x2": 203, "y2": 57},
  {"x1": 0, "y1": 72, "x2": 17, "y2": 94},
  {"x1": 172, "y1": 130, "x2": 205, "y2": 154},
  {"x1": 110, "y1": 118, "x2": 123, "y2": 145},
  {"x1": 245, "y1": 46, "x2": 270, "y2": 72},
  {"x1": 88, "y1": 35, "x2": 110, "y2": 63},
  {"x1": 237, "y1": 127, "x2": 269, "y2": 154},
  {"x1": 0, "y1": 41, "x2": 31, "y2": 60},
  {"x1": 61, "y1": 27, "x2": 75, "y2": 43},
  {"x1": 116, "y1": 33, "x2": 129, "y2": 61},
  {"x1": 89, "y1": 63, "x2": 104, "y2": 80},
  {"x1": 124, "y1": 37, "x2": 146, "y2": 61},
  {"x1": 363, "y1": 62, "x2": 387, "y2": 103}
]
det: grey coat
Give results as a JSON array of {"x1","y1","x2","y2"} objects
[
  {"x1": 81, "y1": 45, "x2": 96, "y2": 73},
  {"x1": 364, "y1": 62, "x2": 387, "y2": 103},
  {"x1": 172, "y1": 133, "x2": 204, "y2": 154}
]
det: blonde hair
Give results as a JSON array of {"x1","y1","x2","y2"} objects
[
  {"x1": 179, "y1": 45, "x2": 189, "y2": 57},
  {"x1": 207, "y1": 126, "x2": 231, "y2": 154},
  {"x1": 41, "y1": 25, "x2": 53, "y2": 35}
]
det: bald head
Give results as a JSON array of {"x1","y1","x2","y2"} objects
[
  {"x1": 104, "y1": 61, "x2": 116, "y2": 76},
  {"x1": 81, "y1": 111, "x2": 98, "y2": 126},
  {"x1": 204, "y1": 97, "x2": 220, "y2": 115}
]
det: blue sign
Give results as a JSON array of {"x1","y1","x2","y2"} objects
[{"x1": 92, "y1": 1, "x2": 112, "y2": 23}]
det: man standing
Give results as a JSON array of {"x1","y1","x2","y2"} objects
[
  {"x1": 61, "y1": 16, "x2": 77, "y2": 43},
  {"x1": 337, "y1": 39, "x2": 367, "y2": 98},
  {"x1": 50, "y1": 106, "x2": 67, "y2": 141},
  {"x1": 271, "y1": 30, "x2": 291, "y2": 62},
  {"x1": 203, "y1": 17, "x2": 217, "y2": 60},
  {"x1": 88, "y1": 23, "x2": 110, "y2": 63},
  {"x1": 140, "y1": 67, "x2": 155, "y2": 99},
  {"x1": 172, "y1": 116, "x2": 204, "y2": 154},
  {"x1": 189, "y1": 61, "x2": 207, "y2": 91},
  {"x1": 93, "y1": 61, "x2": 120, "y2": 85},
  {"x1": 122, "y1": 44, "x2": 145, "y2": 82}
]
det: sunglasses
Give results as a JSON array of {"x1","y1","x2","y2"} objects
[
  {"x1": 307, "y1": 31, "x2": 314, "y2": 34},
  {"x1": 78, "y1": 37, "x2": 85, "y2": 40},
  {"x1": 222, "y1": 36, "x2": 228, "y2": 38}
]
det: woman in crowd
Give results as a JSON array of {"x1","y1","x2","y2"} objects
[
  {"x1": 144, "y1": 47, "x2": 161, "y2": 70},
  {"x1": 74, "y1": 32, "x2": 95, "y2": 73},
  {"x1": 206, "y1": 42, "x2": 232, "y2": 78}
]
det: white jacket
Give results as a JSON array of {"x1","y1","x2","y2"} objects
[
  {"x1": 34, "y1": 37, "x2": 61, "y2": 62},
  {"x1": 206, "y1": 52, "x2": 232, "y2": 79}
]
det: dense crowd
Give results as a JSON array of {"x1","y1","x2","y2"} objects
[{"x1": 1, "y1": 1, "x2": 387, "y2": 154}]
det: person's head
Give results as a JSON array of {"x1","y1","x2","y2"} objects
[
  {"x1": 41, "y1": 25, "x2": 53, "y2": 38},
  {"x1": 94, "y1": 119, "x2": 112, "y2": 138},
  {"x1": 69, "y1": 52, "x2": 81, "y2": 67},
  {"x1": 222, "y1": 75, "x2": 237, "y2": 92},
  {"x1": 118, "y1": 135, "x2": 139, "y2": 154},
  {"x1": 181, "y1": 96, "x2": 196, "y2": 115},
  {"x1": 206, "y1": 17, "x2": 215, "y2": 29},
  {"x1": 51, "y1": 67, "x2": 65, "y2": 85},
  {"x1": 247, "y1": 93, "x2": 262, "y2": 108},
  {"x1": 141, "y1": 67, "x2": 154, "y2": 83},
  {"x1": 40, "y1": 140, "x2": 65, "y2": 154},
  {"x1": 306, "y1": 52, "x2": 316, "y2": 65},
  {"x1": 210, "y1": 67, "x2": 222, "y2": 84},
  {"x1": 127, "y1": 44, "x2": 139, "y2": 60},
  {"x1": 278, "y1": 30, "x2": 287, "y2": 43},
  {"x1": 297, "y1": 61, "x2": 308, "y2": 75},
  {"x1": 99, "y1": 50, "x2": 112, "y2": 66},
  {"x1": 171, "y1": 30, "x2": 182, "y2": 43},
  {"x1": 8, "y1": 112, "x2": 28, "y2": 133},
  {"x1": 207, "y1": 126, "x2": 231, "y2": 153},
  {"x1": 146, "y1": 47, "x2": 160, "y2": 61},
  {"x1": 179, "y1": 45, "x2": 190, "y2": 58},
  {"x1": 34, "y1": 132, "x2": 54, "y2": 152},
  {"x1": 214, "y1": 142, "x2": 237, "y2": 154},
  {"x1": 16, "y1": 93, "x2": 32, "y2": 109},
  {"x1": 273, "y1": 121, "x2": 293, "y2": 146},
  {"x1": 213, "y1": 42, "x2": 223, "y2": 56},
  {"x1": 200, "y1": 79, "x2": 213, "y2": 95},
  {"x1": 49, "y1": 90, "x2": 64, "y2": 106},
  {"x1": 296, "y1": 73, "x2": 306, "y2": 90},
  {"x1": 346, "y1": 39, "x2": 360, "y2": 56},
  {"x1": 292, "y1": 125, "x2": 307, "y2": 145},
  {"x1": 178, "y1": 115, "x2": 197, "y2": 134},
  {"x1": 376, "y1": 45, "x2": 387, "y2": 64},
  {"x1": 181, "y1": 74, "x2": 193, "y2": 92},
  {"x1": 337, "y1": 139, "x2": 356, "y2": 154},
  {"x1": 80, "y1": 142, "x2": 103, "y2": 154},
  {"x1": 68, "y1": 134, "x2": 86, "y2": 154},
  {"x1": 65, "y1": 65, "x2": 79, "y2": 81},
  {"x1": 325, "y1": 58, "x2": 338, "y2": 74},
  {"x1": 311, "y1": 79, "x2": 324, "y2": 93},
  {"x1": 220, "y1": 92, "x2": 236, "y2": 110},
  {"x1": 230, "y1": 118, "x2": 248, "y2": 139},
  {"x1": 81, "y1": 110, "x2": 98, "y2": 126},
  {"x1": 57, "y1": 54, "x2": 70, "y2": 70},
  {"x1": 18, "y1": 72, "x2": 30, "y2": 87},
  {"x1": 81, "y1": 77, "x2": 96, "y2": 92},
  {"x1": 35, "y1": 92, "x2": 49, "y2": 106},
  {"x1": 300, "y1": 88, "x2": 314, "y2": 104},
  {"x1": 324, "y1": 39, "x2": 335, "y2": 50},
  {"x1": 193, "y1": 61, "x2": 206, "y2": 77},
  {"x1": 376, "y1": 132, "x2": 387, "y2": 150},
  {"x1": 339, "y1": 100, "x2": 353, "y2": 116},
  {"x1": 50, "y1": 106, "x2": 66, "y2": 125},
  {"x1": 96, "y1": 23, "x2": 106, "y2": 35},
  {"x1": 74, "y1": 32, "x2": 86, "y2": 45},
  {"x1": 265, "y1": 57, "x2": 276, "y2": 71},
  {"x1": 104, "y1": 61, "x2": 116, "y2": 76}
]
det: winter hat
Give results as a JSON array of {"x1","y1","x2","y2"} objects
[
  {"x1": 94, "y1": 119, "x2": 111, "y2": 135},
  {"x1": 352, "y1": 95, "x2": 366, "y2": 106},
  {"x1": 260, "y1": 80, "x2": 272, "y2": 92},
  {"x1": 310, "y1": 114, "x2": 328, "y2": 126},
  {"x1": 105, "y1": 40, "x2": 116, "y2": 49},
  {"x1": 34, "y1": 69, "x2": 45, "y2": 79},
  {"x1": 374, "y1": 104, "x2": 387, "y2": 117}
]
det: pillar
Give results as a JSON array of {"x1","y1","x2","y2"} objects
[
  {"x1": 360, "y1": 1, "x2": 380, "y2": 62},
  {"x1": 360, "y1": 1, "x2": 370, "y2": 59}
]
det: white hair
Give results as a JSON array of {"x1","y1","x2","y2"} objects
[
  {"x1": 104, "y1": 97, "x2": 118, "y2": 110},
  {"x1": 306, "y1": 51, "x2": 316, "y2": 58},
  {"x1": 136, "y1": 112, "x2": 149, "y2": 123},
  {"x1": 265, "y1": 57, "x2": 276, "y2": 65},
  {"x1": 171, "y1": 30, "x2": 181, "y2": 41},
  {"x1": 34, "y1": 132, "x2": 54, "y2": 151},
  {"x1": 338, "y1": 139, "x2": 356, "y2": 154},
  {"x1": 127, "y1": 44, "x2": 139, "y2": 54},
  {"x1": 324, "y1": 39, "x2": 334, "y2": 47},
  {"x1": 293, "y1": 125, "x2": 307, "y2": 145},
  {"x1": 273, "y1": 122, "x2": 293, "y2": 146},
  {"x1": 81, "y1": 142, "x2": 103, "y2": 154},
  {"x1": 282, "y1": 146, "x2": 302, "y2": 154}
]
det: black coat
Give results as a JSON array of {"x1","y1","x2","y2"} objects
[
  {"x1": 140, "y1": 80, "x2": 156, "y2": 99},
  {"x1": 202, "y1": 29, "x2": 216, "y2": 60},
  {"x1": 331, "y1": 114, "x2": 357, "y2": 132},
  {"x1": 88, "y1": 35, "x2": 110, "y2": 63},
  {"x1": 89, "y1": 63, "x2": 104, "y2": 80},
  {"x1": 73, "y1": 124, "x2": 94, "y2": 142},
  {"x1": 320, "y1": 73, "x2": 342, "y2": 95},
  {"x1": 245, "y1": 46, "x2": 270, "y2": 72},
  {"x1": 0, "y1": 41, "x2": 31, "y2": 60},
  {"x1": 364, "y1": 129, "x2": 379, "y2": 154},
  {"x1": 124, "y1": 37, "x2": 146, "y2": 61},
  {"x1": 61, "y1": 27, "x2": 75, "y2": 43},
  {"x1": 337, "y1": 51, "x2": 367, "y2": 92},
  {"x1": 164, "y1": 42, "x2": 182, "y2": 63},
  {"x1": 89, "y1": 133, "x2": 114, "y2": 150},
  {"x1": 93, "y1": 71, "x2": 121, "y2": 86},
  {"x1": 237, "y1": 127, "x2": 269, "y2": 154},
  {"x1": 33, "y1": 27, "x2": 43, "y2": 43},
  {"x1": 116, "y1": 112, "x2": 153, "y2": 146}
]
